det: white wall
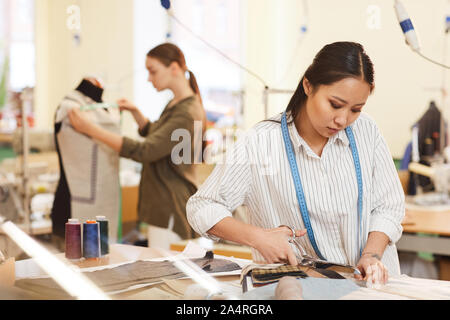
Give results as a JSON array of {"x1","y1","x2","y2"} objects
[
  {"x1": 242, "y1": 0, "x2": 450, "y2": 158},
  {"x1": 34, "y1": 0, "x2": 134, "y2": 136},
  {"x1": 34, "y1": 0, "x2": 49, "y2": 131}
]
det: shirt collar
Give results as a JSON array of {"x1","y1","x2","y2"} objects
[
  {"x1": 288, "y1": 121, "x2": 350, "y2": 153},
  {"x1": 288, "y1": 120, "x2": 303, "y2": 149},
  {"x1": 330, "y1": 128, "x2": 350, "y2": 147},
  {"x1": 288, "y1": 121, "x2": 319, "y2": 158}
]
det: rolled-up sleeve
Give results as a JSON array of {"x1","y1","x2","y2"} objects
[
  {"x1": 187, "y1": 134, "x2": 252, "y2": 241},
  {"x1": 120, "y1": 112, "x2": 194, "y2": 163},
  {"x1": 370, "y1": 130, "x2": 405, "y2": 244},
  {"x1": 138, "y1": 121, "x2": 151, "y2": 137}
]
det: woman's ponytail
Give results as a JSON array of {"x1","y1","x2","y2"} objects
[
  {"x1": 187, "y1": 70, "x2": 203, "y2": 105},
  {"x1": 286, "y1": 76, "x2": 307, "y2": 121}
]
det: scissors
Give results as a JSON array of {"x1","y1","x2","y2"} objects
[{"x1": 280, "y1": 225, "x2": 361, "y2": 276}]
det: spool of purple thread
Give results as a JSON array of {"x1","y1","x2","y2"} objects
[{"x1": 65, "y1": 218, "x2": 82, "y2": 260}]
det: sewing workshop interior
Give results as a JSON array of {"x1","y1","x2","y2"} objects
[{"x1": 1, "y1": 0, "x2": 450, "y2": 302}]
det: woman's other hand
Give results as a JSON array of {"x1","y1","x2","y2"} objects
[
  {"x1": 117, "y1": 98, "x2": 138, "y2": 113},
  {"x1": 68, "y1": 108, "x2": 95, "y2": 136},
  {"x1": 355, "y1": 253, "x2": 388, "y2": 287}
]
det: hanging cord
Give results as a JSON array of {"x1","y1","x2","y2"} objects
[
  {"x1": 395, "y1": 0, "x2": 450, "y2": 69},
  {"x1": 273, "y1": 34, "x2": 306, "y2": 88},
  {"x1": 166, "y1": 10, "x2": 268, "y2": 89},
  {"x1": 416, "y1": 51, "x2": 450, "y2": 69},
  {"x1": 273, "y1": 0, "x2": 309, "y2": 87}
]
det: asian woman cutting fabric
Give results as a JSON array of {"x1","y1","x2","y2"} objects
[{"x1": 187, "y1": 42, "x2": 405, "y2": 286}]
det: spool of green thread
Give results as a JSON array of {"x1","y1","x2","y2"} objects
[{"x1": 96, "y1": 216, "x2": 109, "y2": 256}]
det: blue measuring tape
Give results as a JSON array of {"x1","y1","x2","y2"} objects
[
  {"x1": 281, "y1": 112, "x2": 363, "y2": 260},
  {"x1": 80, "y1": 103, "x2": 119, "y2": 111}
]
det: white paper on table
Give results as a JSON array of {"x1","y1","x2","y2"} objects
[
  {"x1": 15, "y1": 241, "x2": 253, "y2": 296},
  {"x1": 341, "y1": 274, "x2": 450, "y2": 300}
]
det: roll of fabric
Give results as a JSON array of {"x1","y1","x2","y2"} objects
[{"x1": 275, "y1": 276, "x2": 303, "y2": 300}]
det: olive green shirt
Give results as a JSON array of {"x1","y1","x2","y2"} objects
[{"x1": 120, "y1": 96, "x2": 206, "y2": 239}]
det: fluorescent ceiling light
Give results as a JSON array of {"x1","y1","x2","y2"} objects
[{"x1": 1, "y1": 221, "x2": 109, "y2": 300}]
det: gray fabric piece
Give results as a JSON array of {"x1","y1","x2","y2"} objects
[
  {"x1": 241, "y1": 278, "x2": 360, "y2": 300},
  {"x1": 55, "y1": 90, "x2": 121, "y2": 242},
  {"x1": 398, "y1": 252, "x2": 439, "y2": 280},
  {"x1": 14, "y1": 258, "x2": 241, "y2": 298},
  {"x1": 0, "y1": 184, "x2": 22, "y2": 222}
]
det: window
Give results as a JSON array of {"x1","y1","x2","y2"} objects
[
  {"x1": 133, "y1": 0, "x2": 169, "y2": 124},
  {"x1": 0, "y1": 0, "x2": 35, "y2": 131},
  {"x1": 133, "y1": 0, "x2": 244, "y2": 162},
  {"x1": 1, "y1": 0, "x2": 35, "y2": 91},
  {"x1": 170, "y1": 0, "x2": 244, "y2": 161},
  {"x1": 170, "y1": 0, "x2": 243, "y2": 129}
]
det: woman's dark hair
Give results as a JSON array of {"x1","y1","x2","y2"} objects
[
  {"x1": 147, "y1": 43, "x2": 203, "y2": 104},
  {"x1": 286, "y1": 41, "x2": 375, "y2": 119}
]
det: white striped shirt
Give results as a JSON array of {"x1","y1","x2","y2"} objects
[{"x1": 187, "y1": 112, "x2": 405, "y2": 275}]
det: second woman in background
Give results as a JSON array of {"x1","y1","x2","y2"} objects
[{"x1": 69, "y1": 43, "x2": 207, "y2": 247}]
